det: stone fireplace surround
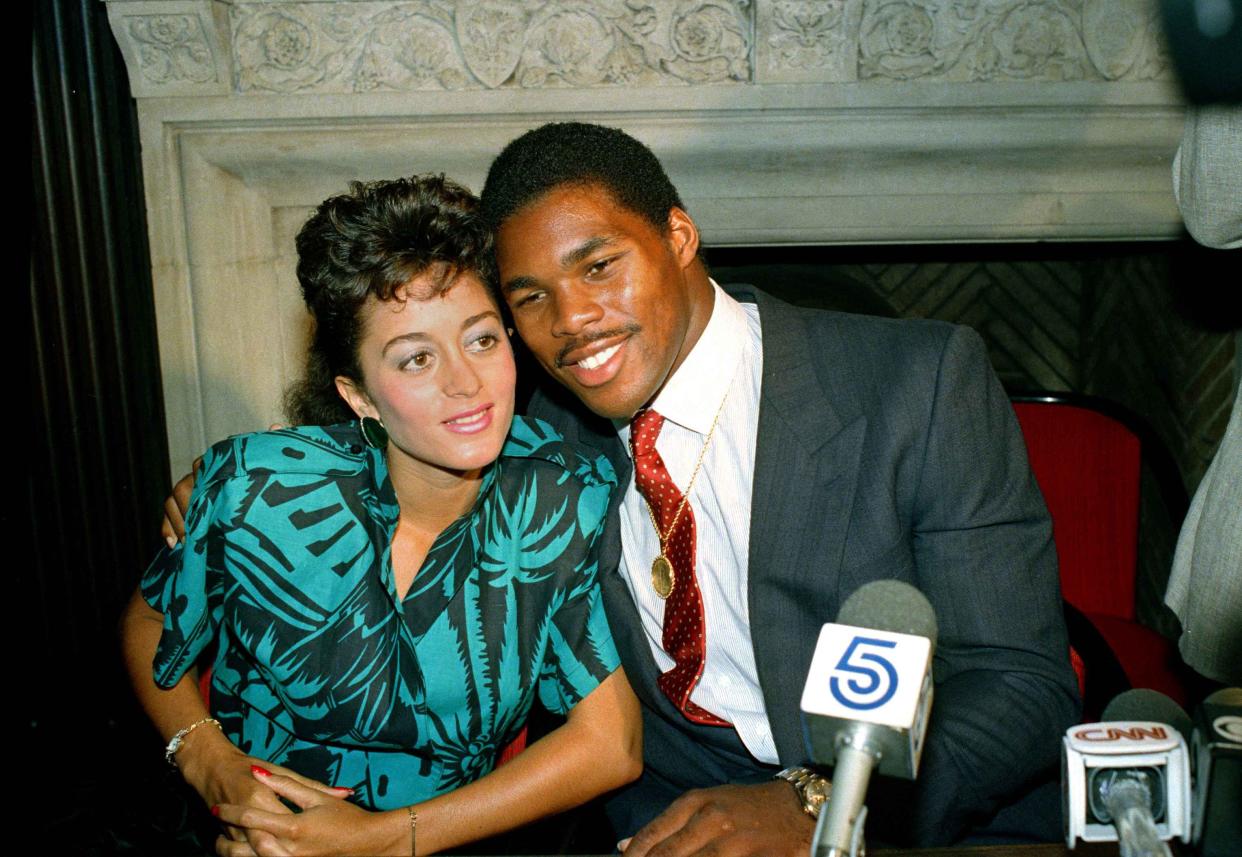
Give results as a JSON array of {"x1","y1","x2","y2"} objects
[{"x1": 104, "y1": 0, "x2": 1194, "y2": 473}]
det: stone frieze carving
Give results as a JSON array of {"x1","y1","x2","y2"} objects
[
  {"x1": 856, "y1": 0, "x2": 1168, "y2": 82},
  {"x1": 106, "y1": 0, "x2": 1172, "y2": 95},
  {"x1": 759, "y1": 0, "x2": 859, "y2": 81},
  {"x1": 230, "y1": 1, "x2": 753, "y2": 93},
  {"x1": 126, "y1": 13, "x2": 217, "y2": 85}
]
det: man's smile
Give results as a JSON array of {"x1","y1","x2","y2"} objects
[
  {"x1": 577, "y1": 343, "x2": 622, "y2": 370},
  {"x1": 558, "y1": 329, "x2": 638, "y2": 387}
]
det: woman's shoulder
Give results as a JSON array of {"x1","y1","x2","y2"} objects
[
  {"x1": 197, "y1": 423, "x2": 370, "y2": 488},
  {"x1": 500, "y1": 416, "x2": 617, "y2": 490}
]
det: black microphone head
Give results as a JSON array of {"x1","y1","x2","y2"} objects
[
  {"x1": 837, "y1": 579, "x2": 937, "y2": 647},
  {"x1": 1102, "y1": 688, "x2": 1193, "y2": 742},
  {"x1": 1202, "y1": 687, "x2": 1242, "y2": 707}
]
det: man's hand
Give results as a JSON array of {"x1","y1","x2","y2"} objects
[
  {"x1": 620, "y1": 781, "x2": 815, "y2": 857},
  {"x1": 161, "y1": 459, "x2": 200, "y2": 546},
  {"x1": 161, "y1": 426, "x2": 285, "y2": 545}
]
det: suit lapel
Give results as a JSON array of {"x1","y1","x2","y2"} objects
[
  {"x1": 595, "y1": 448, "x2": 671, "y2": 704},
  {"x1": 745, "y1": 290, "x2": 867, "y2": 763}
]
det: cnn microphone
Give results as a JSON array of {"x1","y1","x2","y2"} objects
[
  {"x1": 1063, "y1": 688, "x2": 1192, "y2": 857},
  {"x1": 800, "y1": 580, "x2": 938, "y2": 857},
  {"x1": 1190, "y1": 687, "x2": 1242, "y2": 857}
]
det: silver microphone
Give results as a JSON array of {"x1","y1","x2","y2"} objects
[
  {"x1": 801, "y1": 580, "x2": 938, "y2": 857},
  {"x1": 1063, "y1": 688, "x2": 1193, "y2": 857}
]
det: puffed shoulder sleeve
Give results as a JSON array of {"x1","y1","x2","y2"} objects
[
  {"x1": 503, "y1": 419, "x2": 621, "y2": 716},
  {"x1": 140, "y1": 438, "x2": 242, "y2": 689}
]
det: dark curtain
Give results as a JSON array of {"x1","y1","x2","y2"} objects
[{"x1": 31, "y1": 0, "x2": 187, "y2": 847}]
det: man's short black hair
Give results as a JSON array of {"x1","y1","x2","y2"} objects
[{"x1": 480, "y1": 122, "x2": 686, "y2": 232}]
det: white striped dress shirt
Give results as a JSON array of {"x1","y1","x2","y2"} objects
[{"x1": 614, "y1": 282, "x2": 776, "y2": 764}]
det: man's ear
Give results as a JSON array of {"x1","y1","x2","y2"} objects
[
  {"x1": 666, "y1": 206, "x2": 701, "y2": 269},
  {"x1": 335, "y1": 376, "x2": 375, "y2": 420}
]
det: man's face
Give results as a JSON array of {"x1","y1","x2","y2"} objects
[{"x1": 495, "y1": 184, "x2": 704, "y2": 420}]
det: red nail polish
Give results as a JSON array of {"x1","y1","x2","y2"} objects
[
  {"x1": 211, "y1": 805, "x2": 220, "y2": 817},
  {"x1": 251, "y1": 765, "x2": 271, "y2": 777}
]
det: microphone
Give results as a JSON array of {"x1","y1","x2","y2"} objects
[
  {"x1": 1063, "y1": 688, "x2": 1192, "y2": 857},
  {"x1": 800, "y1": 580, "x2": 938, "y2": 857},
  {"x1": 1190, "y1": 687, "x2": 1242, "y2": 857}
]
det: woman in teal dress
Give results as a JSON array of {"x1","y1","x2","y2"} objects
[{"x1": 121, "y1": 175, "x2": 641, "y2": 855}]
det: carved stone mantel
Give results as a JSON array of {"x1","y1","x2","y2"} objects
[{"x1": 104, "y1": 0, "x2": 1189, "y2": 469}]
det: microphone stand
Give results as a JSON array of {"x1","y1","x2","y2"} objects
[
  {"x1": 1102, "y1": 775, "x2": 1174, "y2": 857},
  {"x1": 812, "y1": 726, "x2": 880, "y2": 857}
]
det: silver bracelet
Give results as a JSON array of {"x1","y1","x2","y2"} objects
[{"x1": 164, "y1": 717, "x2": 222, "y2": 767}]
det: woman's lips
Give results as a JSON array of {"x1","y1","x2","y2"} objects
[{"x1": 443, "y1": 404, "x2": 493, "y2": 434}]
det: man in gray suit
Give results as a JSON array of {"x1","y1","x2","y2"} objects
[{"x1": 479, "y1": 122, "x2": 1079, "y2": 855}]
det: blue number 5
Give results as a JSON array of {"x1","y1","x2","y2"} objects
[{"x1": 829, "y1": 635, "x2": 899, "y2": 710}]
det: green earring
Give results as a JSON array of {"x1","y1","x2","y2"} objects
[{"x1": 360, "y1": 416, "x2": 388, "y2": 449}]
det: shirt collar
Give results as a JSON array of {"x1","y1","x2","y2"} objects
[
  {"x1": 363, "y1": 430, "x2": 499, "y2": 530},
  {"x1": 618, "y1": 280, "x2": 747, "y2": 438}
]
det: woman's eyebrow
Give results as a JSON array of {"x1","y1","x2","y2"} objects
[
  {"x1": 381, "y1": 331, "x2": 429, "y2": 355},
  {"x1": 381, "y1": 311, "x2": 500, "y2": 354},
  {"x1": 461, "y1": 310, "x2": 499, "y2": 329}
]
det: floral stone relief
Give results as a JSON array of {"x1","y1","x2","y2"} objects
[
  {"x1": 857, "y1": 0, "x2": 1169, "y2": 82},
  {"x1": 115, "y1": 0, "x2": 1172, "y2": 95},
  {"x1": 125, "y1": 13, "x2": 217, "y2": 85},
  {"x1": 759, "y1": 0, "x2": 861, "y2": 81},
  {"x1": 229, "y1": 1, "x2": 753, "y2": 93}
]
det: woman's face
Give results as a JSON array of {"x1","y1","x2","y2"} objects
[{"x1": 340, "y1": 272, "x2": 516, "y2": 480}]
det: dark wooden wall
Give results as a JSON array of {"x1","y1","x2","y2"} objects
[{"x1": 31, "y1": 0, "x2": 178, "y2": 844}]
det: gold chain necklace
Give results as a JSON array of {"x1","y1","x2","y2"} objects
[{"x1": 638, "y1": 392, "x2": 729, "y2": 599}]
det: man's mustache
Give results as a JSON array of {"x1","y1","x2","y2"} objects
[{"x1": 554, "y1": 324, "x2": 642, "y2": 368}]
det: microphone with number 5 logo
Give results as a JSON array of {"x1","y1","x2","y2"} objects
[{"x1": 800, "y1": 580, "x2": 938, "y2": 857}]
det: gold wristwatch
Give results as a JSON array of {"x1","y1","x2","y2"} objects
[{"x1": 775, "y1": 766, "x2": 831, "y2": 819}]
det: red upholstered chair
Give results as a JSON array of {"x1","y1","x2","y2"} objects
[{"x1": 1011, "y1": 393, "x2": 1189, "y2": 708}]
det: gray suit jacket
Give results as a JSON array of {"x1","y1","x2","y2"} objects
[{"x1": 529, "y1": 286, "x2": 1080, "y2": 844}]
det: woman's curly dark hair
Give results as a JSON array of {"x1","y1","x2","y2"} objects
[{"x1": 285, "y1": 174, "x2": 497, "y2": 425}]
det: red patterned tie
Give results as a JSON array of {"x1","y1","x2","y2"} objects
[{"x1": 630, "y1": 409, "x2": 730, "y2": 727}]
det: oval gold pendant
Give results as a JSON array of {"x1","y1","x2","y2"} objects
[{"x1": 651, "y1": 555, "x2": 675, "y2": 598}]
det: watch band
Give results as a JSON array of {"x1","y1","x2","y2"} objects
[{"x1": 775, "y1": 765, "x2": 832, "y2": 819}]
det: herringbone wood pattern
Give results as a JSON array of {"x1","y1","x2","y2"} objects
[{"x1": 713, "y1": 244, "x2": 1237, "y2": 639}]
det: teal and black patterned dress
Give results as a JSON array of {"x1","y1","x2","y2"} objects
[{"x1": 142, "y1": 416, "x2": 620, "y2": 811}]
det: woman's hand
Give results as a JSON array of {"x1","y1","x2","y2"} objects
[
  {"x1": 120, "y1": 587, "x2": 347, "y2": 847},
  {"x1": 215, "y1": 770, "x2": 408, "y2": 857},
  {"x1": 177, "y1": 728, "x2": 352, "y2": 849}
]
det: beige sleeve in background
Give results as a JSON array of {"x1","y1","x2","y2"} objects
[
  {"x1": 1165, "y1": 380, "x2": 1242, "y2": 685},
  {"x1": 1172, "y1": 107, "x2": 1242, "y2": 250}
]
